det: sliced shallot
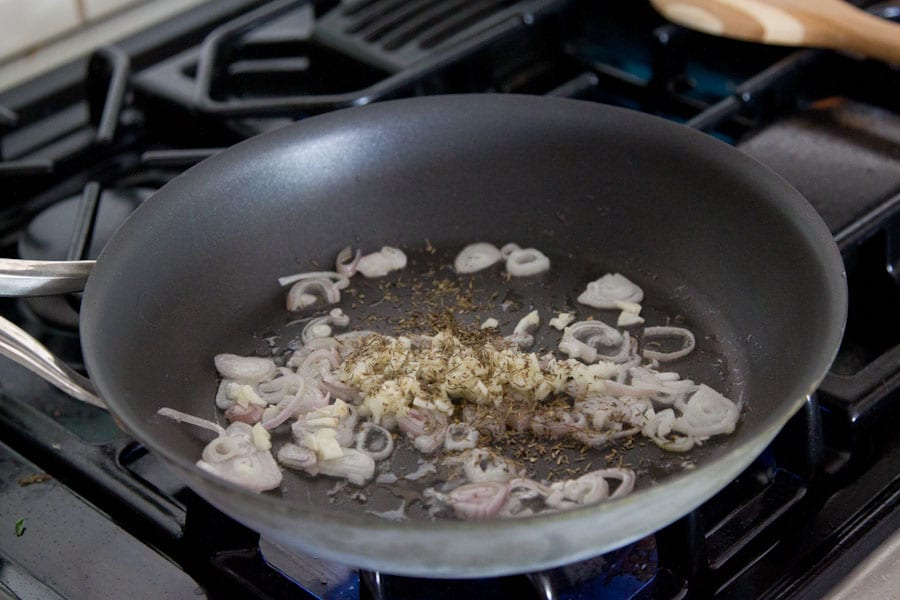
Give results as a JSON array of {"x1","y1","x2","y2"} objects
[
  {"x1": 447, "y1": 481, "x2": 510, "y2": 520},
  {"x1": 642, "y1": 326, "x2": 696, "y2": 361},
  {"x1": 577, "y1": 273, "x2": 643, "y2": 309},
  {"x1": 531, "y1": 410, "x2": 587, "y2": 438},
  {"x1": 335, "y1": 246, "x2": 362, "y2": 277},
  {"x1": 316, "y1": 449, "x2": 376, "y2": 486},
  {"x1": 225, "y1": 403, "x2": 264, "y2": 425},
  {"x1": 286, "y1": 278, "x2": 338, "y2": 311},
  {"x1": 415, "y1": 414, "x2": 449, "y2": 454},
  {"x1": 499, "y1": 478, "x2": 552, "y2": 518},
  {"x1": 546, "y1": 467, "x2": 635, "y2": 508},
  {"x1": 357, "y1": 247, "x2": 407, "y2": 278},
  {"x1": 558, "y1": 320, "x2": 628, "y2": 364},
  {"x1": 398, "y1": 408, "x2": 448, "y2": 453},
  {"x1": 195, "y1": 244, "x2": 747, "y2": 518},
  {"x1": 397, "y1": 409, "x2": 427, "y2": 438},
  {"x1": 628, "y1": 366, "x2": 697, "y2": 400},
  {"x1": 261, "y1": 378, "x2": 307, "y2": 430},
  {"x1": 444, "y1": 423, "x2": 479, "y2": 451},
  {"x1": 505, "y1": 310, "x2": 539, "y2": 349},
  {"x1": 278, "y1": 270, "x2": 350, "y2": 289},
  {"x1": 301, "y1": 308, "x2": 350, "y2": 344},
  {"x1": 200, "y1": 423, "x2": 253, "y2": 463},
  {"x1": 671, "y1": 384, "x2": 739, "y2": 438},
  {"x1": 257, "y1": 368, "x2": 306, "y2": 405},
  {"x1": 320, "y1": 373, "x2": 363, "y2": 404},
  {"x1": 506, "y1": 248, "x2": 550, "y2": 277},
  {"x1": 158, "y1": 407, "x2": 226, "y2": 436},
  {"x1": 550, "y1": 471, "x2": 610, "y2": 506},
  {"x1": 643, "y1": 408, "x2": 695, "y2": 452},
  {"x1": 196, "y1": 449, "x2": 283, "y2": 493},
  {"x1": 215, "y1": 379, "x2": 237, "y2": 410},
  {"x1": 277, "y1": 442, "x2": 318, "y2": 474},
  {"x1": 600, "y1": 468, "x2": 636, "y2": 500},
  {"x1": 183, "y1": 421, "x2": 283, "y2": 492},
  {"x1": 356, "y1": 423, "x2": 395, "y2": 461},
  {"x1": 282, "y1": 272, "x2": 350, "y2": 311},
  {"x1": 213, "y1": 354, "x2": 276, "y2": 383},
  {"x1": 460, "y1": 448, "x2": 525, "y2": 483},
  {"x1": 287, "y1": 337, "x2": 340, "y2": 368},
  {"x1": 454, "y1": 242, "x2": 502, "y2": 274},
  {"x1": 499, "y1": 243, "x2": 520, "y2": 259}
]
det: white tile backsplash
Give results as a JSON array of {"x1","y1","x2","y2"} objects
[
  {"x1": 0, "y1": 0, "x2": 147, "y2": 62},
  {"x1": 82, "y1": 0, "x2": 142, "y2": 21},
  {"x1": 0, "y1": 0, "x2": 210, "y2": 91},
  {"x1": 0, "y1": 0, "x2": 82, "y2": 60}
]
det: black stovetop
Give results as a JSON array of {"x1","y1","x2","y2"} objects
[{"x1": 0, "y1": 1, "x2": 899, "y2": 598}]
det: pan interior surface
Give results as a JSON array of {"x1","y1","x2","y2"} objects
[{"x1": 80, "y1": 95, "x2": 846, "y2": 575}]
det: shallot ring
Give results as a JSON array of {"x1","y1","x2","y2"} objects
[
  {"x1": 642, "y1": 326, "x2": 696, "y2": 361},
  {"x1": 336, "y1": 246, "x2": 362, "y2": 277},
  {"x1": 454, "y1": 242, "x2": 502, "y2": 274},
  {"x1": 506, "y1": 248, "x2": 550, "y2": 277}
]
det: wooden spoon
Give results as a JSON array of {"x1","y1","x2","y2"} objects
[{"x1": 649, "y1": 0, "x2": 900, "y2": 64}]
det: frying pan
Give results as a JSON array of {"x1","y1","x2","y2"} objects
[{"x1": 0, "y1": 95, "x2": 846, "y2": 577}]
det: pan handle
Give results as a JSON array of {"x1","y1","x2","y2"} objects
[
  {"x1": 0, "y1": 314, "x2": 106, "y2": 409},
  {"x1": 0, "y1": 258, "x2": 95, "y2": 296}
]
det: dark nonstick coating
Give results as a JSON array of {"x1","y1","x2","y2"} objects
[{"x1": 79, "y1": 95, "x2": 846, "y2": 576}]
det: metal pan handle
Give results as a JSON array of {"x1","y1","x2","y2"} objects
[
  {"x1": 0, "y1": 258, "x2": 106, "y2": 408},
  {"x1": 0, "y1": 314, "x2": 106, "y2": 409},
  {"x1": 0, "y1": 258, "x2": 95, "y2": 296}
]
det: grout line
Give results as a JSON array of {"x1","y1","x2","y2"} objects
[
  {"x1": 75, "y1": 0, "x2": 88, "y2": 23},
  {"x1": 0, "y1": 0, "x2": 212, "y2": 93}
]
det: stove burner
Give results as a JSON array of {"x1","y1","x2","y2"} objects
[{"x1": 17, "y1": 187, "x2": 154, "y2": 327}]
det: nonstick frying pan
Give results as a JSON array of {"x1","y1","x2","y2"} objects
[{"x1": 0, "y1": 95, "x2": 846, "y2": 577}]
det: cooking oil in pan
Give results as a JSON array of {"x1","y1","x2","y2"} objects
[{"x1": 251, "y1": 244, "x2": 745, "y2": 520}]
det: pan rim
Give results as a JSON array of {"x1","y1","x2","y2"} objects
[{"x1": 80, "y1": 93, "x2": 848, "y2": 574}]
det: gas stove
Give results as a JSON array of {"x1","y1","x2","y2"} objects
[{"x1": 0, "y1": 1, "x2": 899, "y2": 598}]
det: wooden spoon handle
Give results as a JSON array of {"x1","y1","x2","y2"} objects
[{"x1": 650, "y1": 0, "x2": 900, "y2": 64}]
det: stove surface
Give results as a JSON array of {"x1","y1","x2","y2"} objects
[{"x1": 0, "y1": 1, "x2": 898, "y2": 598}]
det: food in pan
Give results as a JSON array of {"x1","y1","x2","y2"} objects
[{"x1": 159, "y1": 242, "x2": 739, "y2": 520}]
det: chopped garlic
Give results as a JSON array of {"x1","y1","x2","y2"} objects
[
  {"x1": 227, "y1": 383, "x2": 266, "y2": 408},
  {"x1": 513, "y1": 310, "x2": 540, "y2": 334},
  {"x1": 614, "y1": 300, "x2": 642, "y2": 314},
  {"x1": 367, "y1": 395, "x2": 386, "y2": 423},
  {"x1": 305, "y1": 428, "x2": 344, "y2": 461},
  {"x1": 251, "y1": 422, "x2": 272, "y2": 451},
  {"x1": 480, "y1": 318, "x2": 499, "y2": 329},
  {"x1": 305, "y1": 415, "x2": 340, "y2": 428},
  {"x1": 434, "y1": 399, "x2": 452, "y2": 414},
  {"x1": 308, "y1": 323, "x2": 332, "y2": 338},
  {"x1": 338, "y1": 330, "x2": 579, "y2": 424},
  {"x1": 310, "y1": 398, "x2": 350, "y2": 419},
  {"x1": 568, "y1": 360, "x2": 620, "y2": 393},
  {"x1": 304, "y1": 399, "x2": 350, "y2": 429},
  {"x1": 549, "y1": 312, "x2": 575, "y2": 330},
  {"x1": 617, "y1": 311, "x2": 645, "y2": 327}
]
